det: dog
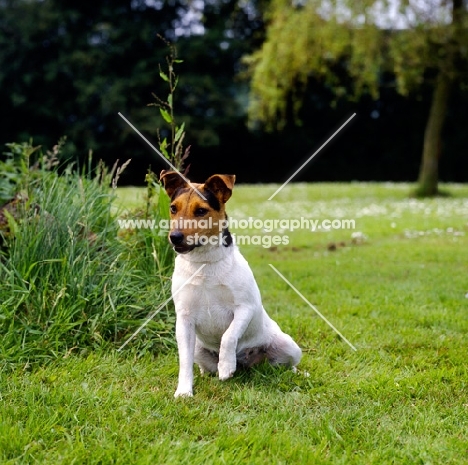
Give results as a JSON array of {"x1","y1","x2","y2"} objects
[{"x1": 160, "y1": 170, "x2": 302, "y2": 397}]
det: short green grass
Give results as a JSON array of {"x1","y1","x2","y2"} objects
[{"x1": 2, "y1": 183, "x2": 468, "y2": 464}]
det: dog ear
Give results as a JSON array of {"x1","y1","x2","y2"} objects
[
  {"x1": 204, "y1": 174, "x2": 236, "y2": 203},
  {"x1": 160, "y1": 170, "x2": 188, "y2": 198}
]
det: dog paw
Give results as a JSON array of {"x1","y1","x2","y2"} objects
[
  {"x1": 174, "y1": 388, "x2": 193, "y2": 398},
  {"x1": 218, "y1": 371, "x2": 235, "y2": 381},
  {"x1": 218, "y1": 361, "x2": 236, "y2": 381}
]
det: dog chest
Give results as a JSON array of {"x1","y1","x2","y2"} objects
[
  {"x1": 176, "y1": 280, "x2": 236, "y2": 317},
  {"x1": 178, "y1": 281, "x2": 236, "y2": 347}
]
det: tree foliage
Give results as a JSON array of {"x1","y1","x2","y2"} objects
[
  {"x1": 246, "y1": 0, "x2": 468, "y2": 129},
  {"x1": 0, "y1": 0, "x2": 265, "y2": 180},
  {"x1": 0, "y1": 0, "x2": 466, "y2": 187},
  {"x1": 246, "y1": 0, "x2": 468, "y2": 195}
]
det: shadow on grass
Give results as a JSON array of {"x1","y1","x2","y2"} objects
[
  {"x1": 209, "y1": 362, "x2": 313, "y2": 394},
  {"x1": 410, "y1": 187, "x2": 452, "y2": 198}
]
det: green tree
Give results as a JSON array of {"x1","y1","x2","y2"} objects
[
  {"x1": 246, "y1": 0, "x2": 467, "y2": 195},
  {"x1": 0, "y1": 0, "x2": 179, "y2": 165},
  {"x1": 0, "y1": 0, "x2": 266, "y2": 182}
]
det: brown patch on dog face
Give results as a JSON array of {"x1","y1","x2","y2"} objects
[{"x1": 160, "y1": 171, "x2": 236, "y2": 253}]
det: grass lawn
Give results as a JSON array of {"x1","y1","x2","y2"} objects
[{"x1": 1, "y1": 182, "x2": 467, "y2": 464}]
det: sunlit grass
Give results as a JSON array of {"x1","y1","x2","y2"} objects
[{"x1": 2, "y1": 182, "x2": 467, "y2": 464}]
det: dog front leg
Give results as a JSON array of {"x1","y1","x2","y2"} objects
[
  {"x1": 218, "y1": 309, "x2": 252, "y2": 381},
  {"x1": 174, "y1": 314, "x2": 196, "y2": 398}
]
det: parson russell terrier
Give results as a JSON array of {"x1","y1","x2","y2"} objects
[{"x1": 160, "y1": 170, "x2": 302, "y2": 398}]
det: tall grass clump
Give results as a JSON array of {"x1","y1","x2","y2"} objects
[{"x1": 0, "y1": 143, "x2": 175, "y2": 366}]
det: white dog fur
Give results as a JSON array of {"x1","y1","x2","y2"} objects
[{"x1": 161, "y1": 172, "x2": 302, "y2": 397}]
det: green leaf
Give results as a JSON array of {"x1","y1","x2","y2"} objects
[
  {"x1": 175, "y1": 122, "x2": 185, "y2": 142},
  {"x1": 174, "y1": 59, "x2": 183, "y2": 63},
  {"x1": 167, "y1": 94, "x2": 173, "y2": 107},
  {"x1": 159, "y1": 71, "x2": 169, "y2": 82},
  {"x1": 159, "y1": 107, "x2": 172, "y2": 124},
  {"x1": 159, "y1": 138, "x2": 169, "y2": 159},
  {"x1": 3, "y1": 209, "x2": 18, "y2": 237}
]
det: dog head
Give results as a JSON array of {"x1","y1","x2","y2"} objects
[{"x1": 160, "y1": 170, "x2": 235, "y2": 254}]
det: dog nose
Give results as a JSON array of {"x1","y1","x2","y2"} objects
[{"x1": 169, "y1": 231, "x2": 184, "y2": 245}]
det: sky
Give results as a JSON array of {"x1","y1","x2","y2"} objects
[{"x1": 143, "y1": 0, "x2": 454, "y2": 36}]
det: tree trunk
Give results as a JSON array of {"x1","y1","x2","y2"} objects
[
  {"x1": 416, "y1": 0, "x2": 462, "y2": 197},
  {"x1": 416, "y1": 71, "x2": 452, "y2": 196}
]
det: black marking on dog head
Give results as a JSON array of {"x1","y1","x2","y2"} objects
[
  {"x1": 222, "y1": 214, "x2": 232, "y2": 247},
  {"x1": 170, "y1": 186, "x2": 191, "y2": 201},
  {"x1": 222, "y1": 228, "x2": 232, "y2": 247},
  {"x1": 201, "y1": 188, "x2": 221, "y2": 211}
]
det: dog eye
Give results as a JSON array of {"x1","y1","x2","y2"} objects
[
  {"x1": 170, "y1": 205, "x2": 177, "y2": 214},
  {"x1": 194, "y1": 208, "x2": 208, "y2": 216}
]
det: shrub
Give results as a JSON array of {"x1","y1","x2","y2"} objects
[{"x1": 0, "y1": 143, "x2": 175, "y2": 365}]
